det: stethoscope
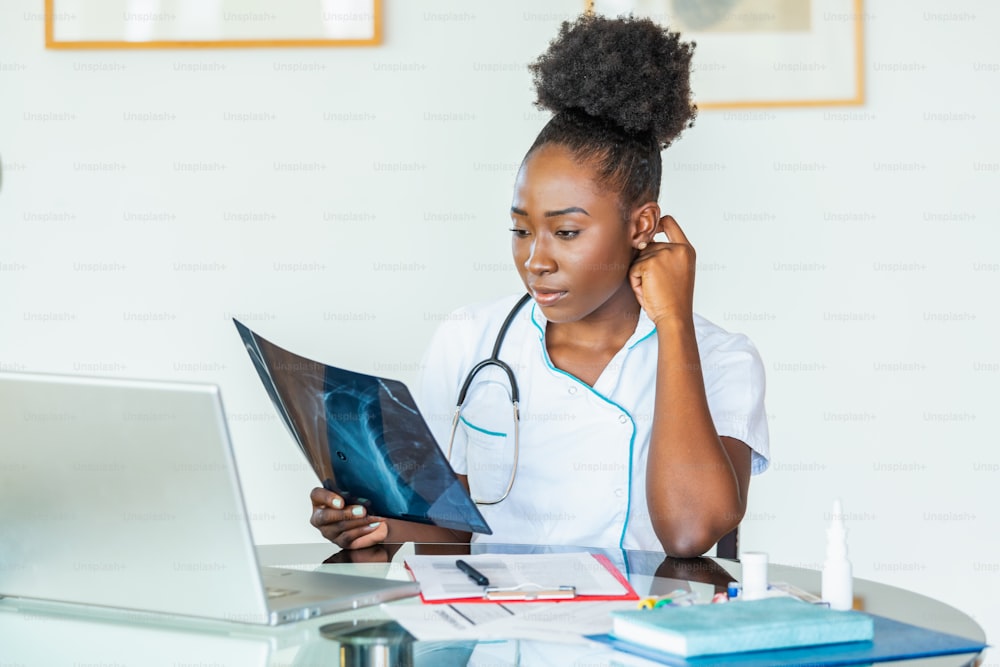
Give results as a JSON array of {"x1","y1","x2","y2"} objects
[{"x1": 446, "y1": 293, "x2": 532, "y2": 505}]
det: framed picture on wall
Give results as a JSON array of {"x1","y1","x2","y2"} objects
[
  {"x1": 46, "y1": 0, "x2": 381, "y2": 48},
  {"x1": 588, "y1": 0, "x2": 865, "y2": 109}
]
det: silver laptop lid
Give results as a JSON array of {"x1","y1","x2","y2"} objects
[{"x1": 0, "y1": 372, "x2": 271, "y2": 624}]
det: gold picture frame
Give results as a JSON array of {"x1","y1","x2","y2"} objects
[
  {"x1": 586, "y1": 0, "x2": 865, "y2": 109},
  {"x1": 45, "y1": 0, "x2": 381, "y2": 49}
]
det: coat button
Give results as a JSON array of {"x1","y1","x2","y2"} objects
[{"x1": 618, "y1": 414, "x2": 628, "y2": 424}]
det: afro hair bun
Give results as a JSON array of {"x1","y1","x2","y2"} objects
[{"x1": 529, "y1": 14, "x2": 697, "y2": 148}]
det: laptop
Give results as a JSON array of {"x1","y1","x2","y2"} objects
[{"x1": 0, "y1": 371, "x2": 420, "y2": 625}]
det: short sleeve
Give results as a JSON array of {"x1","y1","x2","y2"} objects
[
  {"x1": 416, "y1": 314, "x2": 471, "y2": 475},
  {"x1": 696, "y1": 318, "x2": 770, "y2": 475}
]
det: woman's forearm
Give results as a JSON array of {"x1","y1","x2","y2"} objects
[
  {"x1": 384, "y1": 519, "x2": 471, "y2": 545},
  {"x1": 646, "y1": 317, "x2": 747, "y2": 557}
]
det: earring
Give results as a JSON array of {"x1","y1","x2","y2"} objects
[{"x1": 637, "y1": 241, "x2": 648, "y2": 251}]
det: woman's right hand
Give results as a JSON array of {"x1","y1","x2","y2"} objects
[{"x1": 309, "y1": 487, "x2": 388, "y2": 549}]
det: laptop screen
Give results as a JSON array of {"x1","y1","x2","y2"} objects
[{"x1": 0, "y1": 372, "x2": 271, "y2": 622}]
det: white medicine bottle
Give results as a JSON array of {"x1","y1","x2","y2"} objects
[{"x1": 822, "y1": 498, "x2": 854, "y2": 610}]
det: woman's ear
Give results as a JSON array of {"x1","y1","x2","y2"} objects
[{"x1": 630, "y1": 202, "x2": 661, "y2": 249}]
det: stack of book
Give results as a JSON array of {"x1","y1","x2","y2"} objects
[{"x1": 589, "y1": 597, "x2": 986, "y2": 666}]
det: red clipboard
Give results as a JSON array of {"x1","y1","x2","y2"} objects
[{"x1": 405, "y1": 553, "x2": 640, "y2": 604}]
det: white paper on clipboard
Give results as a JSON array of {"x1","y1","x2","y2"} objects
[{"x1": 404, "y1": 552, "x2": 636, "y2": 603}]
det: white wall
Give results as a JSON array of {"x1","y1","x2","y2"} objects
[{"x1": 2, "y1": 0, "x2": 997, "y2": 653}]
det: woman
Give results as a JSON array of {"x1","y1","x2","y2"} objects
[{"x1": 311, "y1": 14, "x2": 769, "y2": 558}]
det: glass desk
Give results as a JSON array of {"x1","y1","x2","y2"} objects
[{"x1": 0, "y1": 542, "x2": 986, "y2": 667}]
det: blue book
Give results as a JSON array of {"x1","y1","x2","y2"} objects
[
  {"x1": 609, "y1": 598, "x2": 873, "y2": 657},
  {"x1": 588, "y1": 614, "x2": 987, "y2": 666}
]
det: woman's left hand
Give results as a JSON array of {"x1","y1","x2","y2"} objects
[{"x1": 629, "y1": 215, "x2": 696, "y2": 326}]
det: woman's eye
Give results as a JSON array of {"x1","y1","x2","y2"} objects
[
  {"x1": 509, "y1": 228, "x2": 530, "y2": 238},
  {"x1": 555, "y1": 230, "x2": 580, "y2": 239}
]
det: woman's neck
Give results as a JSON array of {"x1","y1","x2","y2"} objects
[{"x1": 543, "y1": 286, "x2": 642, "y2": 386}]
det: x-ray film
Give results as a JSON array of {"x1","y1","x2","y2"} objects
[{"x1": 234, "y1": 319, "x2": 491, "y2": 535}]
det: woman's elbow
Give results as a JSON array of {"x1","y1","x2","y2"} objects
[
  {"x1": 660, "y1": 531, "x2": 718, "y2": 558},
  {"x1": 655, "y1": 516, "x2": 743, "y2": 558}
]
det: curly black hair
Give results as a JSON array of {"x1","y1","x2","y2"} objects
[{"x1": 527, "y1": 14, "x2": 697, "y2": 215}]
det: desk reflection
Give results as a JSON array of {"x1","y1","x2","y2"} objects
[{"x1": 2, "y1": 543, "x2": 983, "y2": 667}]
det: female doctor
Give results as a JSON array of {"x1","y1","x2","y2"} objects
[{"x1": 310, "y1": 14, "x2": 769, "y2": 558}]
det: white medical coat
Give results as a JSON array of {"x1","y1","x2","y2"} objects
[{"x1": 417, "y1": 293, "x2": 770, "y2": 551}]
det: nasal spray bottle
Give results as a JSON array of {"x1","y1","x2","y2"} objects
[{"x1": 822, "y1": 498, "x2": 854, "y2": 610}]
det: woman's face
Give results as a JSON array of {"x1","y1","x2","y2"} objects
[{"x1": 510, "y1": 143, "x2": 638, "y2": 324}]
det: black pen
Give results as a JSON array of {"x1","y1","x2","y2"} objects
[{"x1": 456, "y1": 559, "x2": 489, "y2": 586}]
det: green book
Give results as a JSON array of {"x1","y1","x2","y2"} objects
[{"x1": 610, "y1": 597, "x2": 874, "y2": 657}]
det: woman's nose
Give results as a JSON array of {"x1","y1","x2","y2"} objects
[{"x1": 524, "y1": 237, "x2": 556, "y2": 275}]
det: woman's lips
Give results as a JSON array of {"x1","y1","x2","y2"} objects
[{"x1": 532, "y1": 289, "x2": 567, "y2": 306}]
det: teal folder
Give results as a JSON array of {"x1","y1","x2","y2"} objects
[{"x1": 587, "y1": 614, "x2": 986, "y2": 666}]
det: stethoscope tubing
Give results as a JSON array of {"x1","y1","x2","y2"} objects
[{"x1": 447, "y1": 293, "x2": 531, "y2": 505}]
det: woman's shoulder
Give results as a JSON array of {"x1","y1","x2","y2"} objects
[
  {"x1": 447, "y1": 293, "x2": 528, "y2": 319},
  {"x1": 691, "y1": 312, "x2": 763, "y2": 359},
  {"x1": 433, "y1": 293, "x2": 527, "y2": 333},
  {"x1": 425, "y1": 293, "x2": 530, "y2": 351}
]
